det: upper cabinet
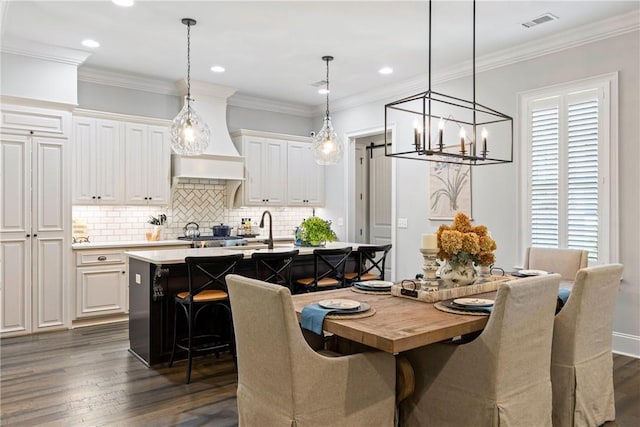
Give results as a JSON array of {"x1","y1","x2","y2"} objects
[
  {"x1": 72, "y1": 117, "x2": 124, "y2": 204},
  {"x1": 233, "y1": 132, "x2": 287, "y2": 206},
  {"x1": 124, "y1": 123, "x2": 171, "y2": 205},
  {"x1": 287, "y1": 141, "x2": 325, "y2": 207},
  {"x1": 231, "y1": 130, "x2": 325, "y2": 207},
  {"x1": 71, "y1": 111, "x2": 171, "y2": 206}
]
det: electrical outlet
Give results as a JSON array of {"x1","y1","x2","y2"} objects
[
  {"x1": 398, "y1": 218, "x2": 408, "y2": 228},
  {"x1": 337, "y1": 217, "x2": 344, "y2": 226}
]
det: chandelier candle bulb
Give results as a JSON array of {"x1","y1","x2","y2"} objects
[
  {"x1": 421, "y1": 233, "x2": 437, "y2": 250},
  {"x1": 460, "y1": 128, "x2": 466, "y2": 154},
  {"x1": 438, "y1": 118, "x2": 444, "y2": 149},
  {"x1": 414, "y1": 127, "x2": 420, "y2": 150},
  {"x1": 482, "y1": 128, "x2": 488, "y2": 154}
]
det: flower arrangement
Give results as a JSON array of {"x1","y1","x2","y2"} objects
[
  {"x1": 296, "y1": 217, "x2": 337, "y2": 246},
  {"x1": 436, "y1": 212, "x2": 497, "y2": 266}
]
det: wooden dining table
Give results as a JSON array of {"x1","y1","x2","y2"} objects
[{"x1": 291, "y1": 287, "x2": 494, "y2": 354}]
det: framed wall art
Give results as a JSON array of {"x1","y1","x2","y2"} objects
[{"x1": 429, "y1": 162, "x2": 472, "y2": 220}]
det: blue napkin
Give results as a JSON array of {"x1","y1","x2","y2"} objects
[
  {"x1": 301, "y1": 303, "x2": 336, "y2": 335},
  {"x1": 557, "y1": 288, "x2": 571, "y2": 305}
]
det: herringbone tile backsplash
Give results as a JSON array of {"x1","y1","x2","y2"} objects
[{"x1": 73, "y1": 178, "x2": 314, "y2": 242}]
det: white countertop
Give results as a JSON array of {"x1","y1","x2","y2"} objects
[
  {"x1": 72, "y1": 240, "x2": 191, "y2": 250},
  {"x1": 125, "y1": 241, "x2": 362, "y2": 265}
]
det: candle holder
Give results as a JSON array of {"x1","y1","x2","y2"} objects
[{"x1": 419, "y1": 248, "x2": 440, "y2": 291}]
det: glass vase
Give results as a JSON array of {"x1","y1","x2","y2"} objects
[{"x1": 440, "y1": 259, "x2": 477, "y2": 288}]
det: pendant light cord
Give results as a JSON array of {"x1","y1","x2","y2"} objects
[
  {"x1": 186, "y1": 20, "x2": 192, "y2": 111},
  {"x1": 325, "y1": 57, "x2": 330, "y2": 120}
]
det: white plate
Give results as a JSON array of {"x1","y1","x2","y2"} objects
[
  {"x1": 318, "y1": 299, "x2": 361, "y2": 310},
  {"x1": 356, "y1": 280, "x2": 393, "y2": 288},
  {"x1": 518, "y1": 269, "x2": 548, "y2": 276},
  {"x1": 453, "y1": 298, "x2": 494, "y2": 307}
]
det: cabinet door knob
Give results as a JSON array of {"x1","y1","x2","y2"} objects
[
  {"x1": 97, "y1": 256, "x2": 107, "y2": 261},
  {"x1": 26, "y1": 234, "x2": 30, "y2": 238},
  {"x1": 33, "y1": 234, "x2": 37, "y2": 237},
  {"x1": 92, "y1": 196, "x2": 97, "y2": 199},
  {"x1": 144, "y1": 197, "x2": 148, "y2": 200},
  {"x1": 97, "y1": 196, "x2": 101, "y2": 200},
  {"x1": 148, "y1": 197, "x2": 152, "y2": 200},
  {"x1": 122, "y1": 271, "x2": 126, "y2": 274}
]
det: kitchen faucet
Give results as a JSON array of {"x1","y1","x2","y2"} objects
[{"x1": 259, "y1": 210, "x2": 274, "y2": 249}]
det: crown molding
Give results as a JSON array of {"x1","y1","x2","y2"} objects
[
  {"x1": 326, "y1": 9, "x2": 640, "y2": 115},
  {"x1": 78, "y1": 66, "x2": 178, "y2": 95},
  {"x1": 228, "y1": 93, "x2": 314, "y2": 118},
  {"x1": 0, "y1": 36, "x2": 91, "y2": 66},
  {"x1": 176, "y1": 79, "x2": 237, "y2": 99}
]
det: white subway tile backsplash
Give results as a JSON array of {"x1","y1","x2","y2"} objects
[{"x1": 73, "y1": 179, "x2": 316, "y2": 242}]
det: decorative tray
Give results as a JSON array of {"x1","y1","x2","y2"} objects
[{"x1": 390, "y1": 275, "x2": 511, "y2": 303}]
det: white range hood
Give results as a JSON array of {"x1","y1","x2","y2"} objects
[{"x1": 171, "y1": 80, "x2": 244, "y2": 181}]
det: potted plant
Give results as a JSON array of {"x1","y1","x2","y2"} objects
[{"x1": 295, "y1": 217, "x2": 337, "y2": 247}]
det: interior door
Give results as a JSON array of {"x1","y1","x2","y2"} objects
[
  {"x1": 368, "y1": 133, "x2": 392, "y2": 279},
  {"x1": 354, "y1": 144, "x2": 368, "y2": 243}
]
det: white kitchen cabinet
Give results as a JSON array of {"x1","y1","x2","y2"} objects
[
  {"x1": 232, "y1": 131, "x2": 287, "y2": 206},
  {"x1": 0, "y1": 105, "x2": 70, "y2": 337},
  {"x1": 74, "y1": 250, "x2": 127, "y2": 318},
  {"x1": 287, "y1": 141, "x2": 325, "y2": 206},
  {"x1": 124, "y1": 123, "x2": 171, "y2": 205},
  {"x1": 72, "y1": 117, "x2": 123, "y2": 204}
]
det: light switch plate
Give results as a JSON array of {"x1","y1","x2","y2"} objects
[
  {"x1": 398, "y1": 218, "x2": 408, "y2": 228},
  {"x1": 135, "y1": 273, "x2": 141, "y2": 284}
]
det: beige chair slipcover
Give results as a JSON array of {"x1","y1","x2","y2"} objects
[
  {"x1": 226, "y1": 274, "x2": 396, "y2": 427},
  {"x1": 401, "y1": 274, "x2": 561, "y2": 427},
  {"x1": 524, "y1": 247, "x2": 589, "y2": 281},
  {"x1": 551, "y1": 264, "x2": 623, "y2": 427}
]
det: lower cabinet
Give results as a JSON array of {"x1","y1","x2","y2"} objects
[
  {"x1": 76, "y1": 265, "x2": 127, "y2": 318},
  {"x1": 74, "y1": 250, "x2": 128, "y2": 320}
]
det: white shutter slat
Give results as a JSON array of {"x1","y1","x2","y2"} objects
[
  {"x1": 568, "y1": 98, "x2": 599, "y2": 261},
  {"x1": 530, "y1": 105, "x2": 559, "y2": 247}
]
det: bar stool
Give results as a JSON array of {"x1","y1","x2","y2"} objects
[
  {"x1": 295, "y1": 247, "x2": 352, "y2": 292},
  {"x1": 169, "y1": 253, "x2": 243, "y2": 383},
  {"x1": 251, "y1": 249, "x2": 299, "y2": 292},
  {"x1": 345, "y1": 244, "x2": 392, "y2": 283}
]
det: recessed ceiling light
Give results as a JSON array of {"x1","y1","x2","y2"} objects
[
  {"x1": 379, "y1": 67, "x2": 393, "y2": 75},
  {"x1": 210, "y1": 65, "x2": 225, "y2": 73},
  {"x1": 112, "y1": 0, "x2": 134, "y2": 7},
  {"x1": 318, "y1": 88, "x2": 330, "y2": 95},
  {"x1": 82, "y1": 39, "x2": 100, "y2": 48}
]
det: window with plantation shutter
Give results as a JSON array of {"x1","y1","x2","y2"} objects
[{"x1": 519, "y1": 74, "x2": 618, "y2": 266}]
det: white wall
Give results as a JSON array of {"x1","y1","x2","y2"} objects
[
  {"x1": 1, "y1": 53, "x2": 78, "y2": 105},
  {"x1": 78, "y1": 81, "x2": 180, "y2": 119},
  {"x1": 227, "y1": 105, "x2": 313, "y2": 137},
  {"x1": 326, "y1": 31, "x2": 640, "y2": 356}
]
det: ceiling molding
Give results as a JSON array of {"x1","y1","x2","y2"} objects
[
  {"x1": 229, "y1": 93, "x2": 314, "y2": 118},
  {"x1": 0, "y1": 36, "x2": 91, "y2": 66},
  {"x1": 326, "y1": 9, "x2": 640, "y2": 115},
  {"x1": 78, "y1": 66, "x2": 178, "y2": 95}
]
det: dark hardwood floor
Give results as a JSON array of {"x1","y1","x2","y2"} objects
[{"x1": 1, "y1": 321, "x2": 638, "y2": 426}]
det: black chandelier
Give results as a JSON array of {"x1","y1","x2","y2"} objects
[{"x1": 384, "y1": 0, "x2": 513, "y2": 166}]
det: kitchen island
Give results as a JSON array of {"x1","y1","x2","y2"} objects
[{"x1": 126, "y1": 242, "x2": 361, "y2": 366}]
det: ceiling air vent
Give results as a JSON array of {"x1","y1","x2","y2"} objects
[
  {"x1": 311, "y1": 79, "x2": 328, "y2": 87},
  {"x1": 522, "y1": 13, "x2": 558, "y2": 28}
]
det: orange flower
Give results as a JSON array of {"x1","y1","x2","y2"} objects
[{"x1": 435, "y1": 212, "x2": 496, "y2": 266}]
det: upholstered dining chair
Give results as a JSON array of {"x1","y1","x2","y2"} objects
[
  {"x1": 523, "y1": 247, "x2": 589, "y2": 281},
  {"x1": 400, "y1": 274, "x2": 561, "y2": 427},
  {"x1": 226, "y1": 274, "x2": 396, "y2": 427},
  {"x1": 551, "y1": 264, "x2": 623, "y2": 427}
]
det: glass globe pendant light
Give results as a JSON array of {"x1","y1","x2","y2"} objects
[
  {"x1": 313, "y1": 56, "x2": 343, "y2": 165},
  {"x1": 169, "y1": 18, "x2": 210, "y2": 156}
]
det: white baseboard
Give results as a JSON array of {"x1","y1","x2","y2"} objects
[{"x1": 612, "y1": 332, "x2": 640, "y2": 358}]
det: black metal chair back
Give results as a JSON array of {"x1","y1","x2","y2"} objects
[
  {"x1": 313, "y1": 247, "x2": 353, "y2": 289},
  {"x1": 354, "y1": 244, "x2": 392, "y2": 281},
  {"x1": 251, "y1": 249, "x2": 299, "y2": 291},
  {"x1": 184, "y1": 254, "x2": 244, "y2": 302}
]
